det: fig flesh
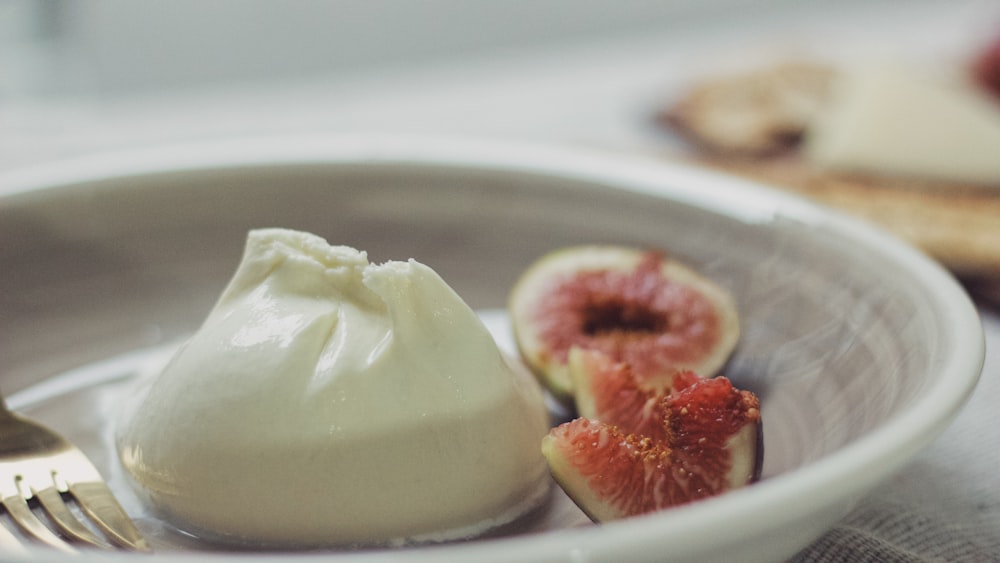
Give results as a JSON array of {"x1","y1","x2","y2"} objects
[
  {"x1": 542, "y1": 362, "x2": 761, "y2": 521},
  {"x1": 567, "y1": 347, "x2": 703, "y2": 442},
  {"x1": 509, "y1": 246, "x2": 740, "y2": 403}
]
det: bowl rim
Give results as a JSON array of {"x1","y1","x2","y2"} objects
[{"x1": 0, "y1": 134, "x2": 985, "y2": 563}]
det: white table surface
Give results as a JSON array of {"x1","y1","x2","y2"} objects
[{"x1": 2, "y1": 1, "x2": 998, "y2": 560}]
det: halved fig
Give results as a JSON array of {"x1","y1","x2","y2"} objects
[
  {"x1": 567, "y1": 347, "x2": 702, "y2": 442},
  {"x1": 541, "y1": 375, "x2": 761, "y2": 522},
  {"x1": 508, "y1": 246, "x2": 740, "y2": 403}
]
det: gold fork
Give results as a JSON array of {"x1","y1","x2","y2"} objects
[{"x1": 0, "y1": 396, "x2": 149, "y2": 553}]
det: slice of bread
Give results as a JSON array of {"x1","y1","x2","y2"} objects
[{"x1": 658, "y1": 63, "x2": 836, "y2": 156}]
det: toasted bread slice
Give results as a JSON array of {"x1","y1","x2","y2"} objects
[{"x1": 659, "y1": 62, "x2": 836, "y2": 156}]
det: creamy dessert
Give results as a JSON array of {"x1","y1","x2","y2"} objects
[{"x1": 116, "y1": 229, "x2": 551, "y2": 548}]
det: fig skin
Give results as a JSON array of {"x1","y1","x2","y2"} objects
[{"x1": 508, "y1": 245, "x2": 740, "y2": 404}]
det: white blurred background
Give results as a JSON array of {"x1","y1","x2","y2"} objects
[
  {"x1": 1, "y1": 0, "x2": 979, "y2": 98},
  {"x1": 1, "y1": 0, "x2": 997, "y2": 170}
]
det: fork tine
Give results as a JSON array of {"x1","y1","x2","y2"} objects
[
  {"x1": 0, "y1": 396, "x2": 150, "y2": 553},
  {"x1": 34, "y1": 485, "x2": 109, "y2": 548},
  {"x1": 1, "y1": 491, "x2": 76, "y2": 553},
  {"x1": 69, "y1": 481, "x2": 150, "y2": 551}
]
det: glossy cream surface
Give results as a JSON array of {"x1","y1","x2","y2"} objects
[{"x1": 115, "y1": 229, "x2": 550, "y2": 547}]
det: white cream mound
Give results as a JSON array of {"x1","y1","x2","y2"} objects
[{"x1": 116, "y1": 229, "x2": 551, "y2": 548}]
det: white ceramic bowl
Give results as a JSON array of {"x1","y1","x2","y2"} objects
[{"x1": 0, "y1": 136, "x2": 984, "y2": 563}]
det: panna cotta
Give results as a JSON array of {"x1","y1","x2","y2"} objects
[{"x1": 116, "y1": 229, "x2": 551, "y2": 547}]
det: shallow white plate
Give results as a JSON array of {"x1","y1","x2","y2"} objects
[{"x1": 0, "y1": 136, "x2": 984, "y2": 563}]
